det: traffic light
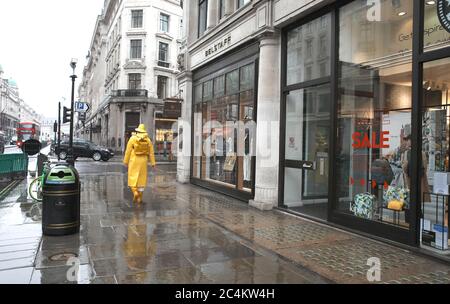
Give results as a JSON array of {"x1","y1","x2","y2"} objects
[
  {"x1": 63, "y1": 107, "x2": 71, "y2": 124},
  {"x1": 53, "y1": 121, "x2": 58, "y2": 133}
]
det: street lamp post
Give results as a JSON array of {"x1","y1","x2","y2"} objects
[
  {"x1": 58, "y1": 101, "x2": 62, "y2": 161},
  {"x1": 68, "y1": 58, "x2": 78, "y2": 166}
]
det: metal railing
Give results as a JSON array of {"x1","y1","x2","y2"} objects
[{"x1": 0, "y1": 153, "x2": 28, "y2": 178}]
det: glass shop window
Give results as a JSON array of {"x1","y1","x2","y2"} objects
[
  {"x1": 423, "y1": 1, "x2": 450, "y2": 52},
  {"x1": 286, "y1": 14, "x2": 331, "y2": 85},
  {"x1": 420, "y1": 57, "x2": 450, "y2": 251},
  {"x1": 192, "y1": 64, "x2": 256, "y2": 191},
  {"x1": 336, "y1": 0, "x2": 413, "y2": 229}
]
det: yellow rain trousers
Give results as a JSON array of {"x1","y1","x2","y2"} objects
[{"x1": 123, "y1": 132, "x2": 156, "y2": 189}]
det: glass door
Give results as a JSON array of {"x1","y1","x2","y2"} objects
[
  {"x1": 282, "y1": 12, "x2": 332, "y2": 220},
  {"x1": 284, "y1": 85, "x2": 331, "y2": 219}
]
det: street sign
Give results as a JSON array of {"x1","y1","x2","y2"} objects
[
  {"x1": 75, "y1": 102, "x2": 90, "y2": 113},
  {"x1": 78, "y1": 112, "x2": 86, "y2": 122}
]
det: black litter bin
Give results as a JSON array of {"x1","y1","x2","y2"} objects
[{"x1": 42, "y1": 164, "x2": 80, "y2": 236}]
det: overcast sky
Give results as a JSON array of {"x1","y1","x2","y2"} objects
[{"x1": 0, "y1": 0, "x2": 104, "y2": 119}]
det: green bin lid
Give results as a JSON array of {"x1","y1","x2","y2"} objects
[{"x1": 45, "y1": 165, "x2": 76, "y2": 184}]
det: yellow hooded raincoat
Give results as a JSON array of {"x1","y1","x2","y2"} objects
[{"x1": 123, "y1": 132, "x2": 156, "y2": 188}]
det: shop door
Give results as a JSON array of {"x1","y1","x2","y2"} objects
[
  {"x1": 283, "y1": 85, "x2": 330, "y2": 220},
  {"x1": 125, "y1": 112, "x2": 140, "y2": 146}
]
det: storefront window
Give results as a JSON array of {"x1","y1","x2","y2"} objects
[
  {"x1": 286, "y1": 13, "x2": 331, "y2": 85},
  {"x1": 420, "y1": 57, "x2": 450, "y2": 250},
  {"x1": 193, "y1": 63, "x2": 256, "y2": 192},
  {"x1": 226, "y1": 69, "x2": 239, "y2": 95},
  {"x1": 214, "y1": 75, "x2": 225, "y2": 97},
  {"x1": 424, "y1": 1, "x2": 450, "y2": 52},
  {"x1": 336, "y1": 0, "x2": 413, "y2": 228}
]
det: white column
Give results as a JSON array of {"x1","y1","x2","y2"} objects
[
  {"x1": 249, "y1": 32, "x2": 281, "y2": 211},
  {"x1": 224, "y1": 0, "x2": 234, "y2": 17},
  {"x1": 176, "y1": 71, "x2": 193, "y2": 184},
  {"x1": 207, "y1": 0, "x2": 218, "y2": 29}
]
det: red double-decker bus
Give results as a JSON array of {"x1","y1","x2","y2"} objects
[{"x1": 16, "y1": 122, "x2": 41, "y2": 148}]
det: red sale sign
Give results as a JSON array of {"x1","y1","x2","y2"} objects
[{"x1": 352, "y1": 131, "x2": 390, "y2": 149}]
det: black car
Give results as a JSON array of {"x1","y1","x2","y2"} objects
[{"x1": 53, "y1": 139, "x2": 114, "y2": 161}]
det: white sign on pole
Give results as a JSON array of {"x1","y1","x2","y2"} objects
[{"x1": 75, "y1": 102, "x2": 90, "y2": 113}]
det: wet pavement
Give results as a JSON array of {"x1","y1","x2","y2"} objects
[{"x1": 0, "y1": 159, "x2": 449, "y2": 284}]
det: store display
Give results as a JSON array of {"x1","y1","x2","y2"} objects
[
  {"x1": 421, "y1": 192, "x2": 449, "y2": 251},
  {"x1": 351, "y1": 193, "x2": 376, "y2": 219},
  {"x1": 387, "y1": 200, "x2": 404, "y2": 211},
  {"x1": 433, "y1": 172, "x2": 450, "y2": 195},
  {"x1": 383, "y1": 186, "x2": 409, "y2": 209},
  {"x1": 433, "y1": 224, "x2": 448, "y2": 250},
  {"x1": 371, "y1": 158, "x2": 394, "y2": 185},
  {"x1": 223, "y1": 153, "x2": 237, "y2": 172}
]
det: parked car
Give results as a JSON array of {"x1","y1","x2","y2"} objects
[{"x1": 53, "y1": 139, "x2": 114, "y2": 161}]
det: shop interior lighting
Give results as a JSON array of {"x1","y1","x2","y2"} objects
[
  {"x1": 426, "y1": 1, "x2": 436, "y2": 5},
  {"x1": 398, "y1": 11, "x2": 407, "y2": 16}
]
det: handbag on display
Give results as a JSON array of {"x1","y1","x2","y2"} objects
[
  {"x1": 383, "y1": 185, "x2": 409, "y2": 210},
  {"x1": 390, "y1": 170, "x2": 406, "y2": 188},
  {"x1": 387, "y1": 199, "x2": 404, "y2": 211},
  {"x1": 351, "y1": 193, "x2": 376, "y2": 220}
]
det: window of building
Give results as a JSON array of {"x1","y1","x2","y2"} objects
[
  {"x1": 424, "y1": 1, "x2": 450, "y2": 52},
  {"x1": 335, "y1": 0, "x2": 413, "y2": 229},
  {"x1": 193, "y1": 63, "x2": 256, "y2": 192},
  {"x1": 237, "y1": 0, "x2": 251, "y2": 9},
  {"x1": 130, "y1": 40, "x2": 142, "y2": 59},
  {"x1": 157, "y1": 76, "x2": 168, "y2": 99},
  {"x1": 160, "y1": 13, "x2": 170, "y2": 32},
  {"x1": 158, "y1": 42, "x2": 169, "y2": 68},
  {"x1": 219, "y1": 0, "x2": 225, "y2": 20},
  {"x1": 128, "y1": 73, "x2": 141, "y2": 90},
  {"x1": 306, "y1": 39, "x2": 313, "y2": 58},
  {"x1": 287, "y1": 14, "x2": 331, "y2": 85},
  {"x1": 131, "y1": 10, "x2": 143, "y2": 28},
  {"x1": 198, "y1": 0, "x2": 208, "y2": 37}
]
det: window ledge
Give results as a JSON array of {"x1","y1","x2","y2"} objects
[
  {"x1": 154, "y1": 64, "x2": 177, "y2": 74},
  {"x1": 156, "y1": 32, "x2": 174, "y2": 41},
  {"x1": 127, "y1": 31, "x2": 147, "y2": 37}
]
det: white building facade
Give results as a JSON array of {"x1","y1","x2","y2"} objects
[
  {"x1": 0, "y1": 65, "x2": 33, "y2": 141},
  {"x1": 78, "y1": 0, "x2": 183, "y2": 155},
  {"x1": 178, "y1": 0, "x2": 450, "y2": 254}
]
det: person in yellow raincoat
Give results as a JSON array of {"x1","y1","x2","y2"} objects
[{"x1": 123, "y1": 124, "x2": 156, "y2": 203}]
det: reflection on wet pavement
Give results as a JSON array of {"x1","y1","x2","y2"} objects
[{"x1": 1, "y1": 161, "x2": 450, "y2": 284}]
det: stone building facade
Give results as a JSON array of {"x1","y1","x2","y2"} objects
[
  {"x1": 177, "y1": 0, "x2": 450, "y2": 254},
  {"x1": 0, "y1": 65, "x2": 41, "y2": 141},
  {"x1": 78, "y1": 0, "x2": 183, "y2": 154}
]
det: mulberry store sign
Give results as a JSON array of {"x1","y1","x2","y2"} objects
[{"x1": 437, "y1": 0, "x2": 450, "y2": 33}]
